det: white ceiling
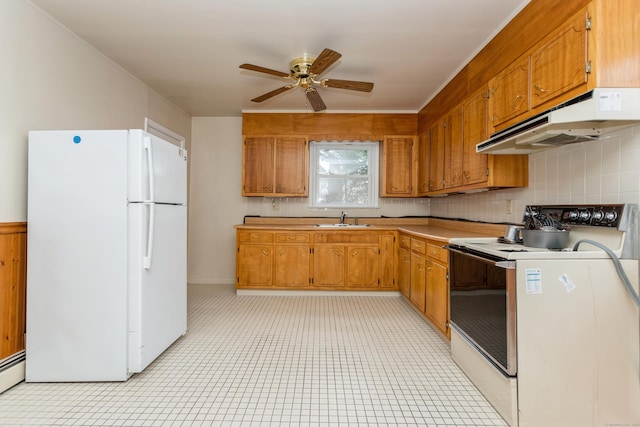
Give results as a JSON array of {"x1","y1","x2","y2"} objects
[{"x1": 29, "y1": 0, "x2": 530, "y2": 117}]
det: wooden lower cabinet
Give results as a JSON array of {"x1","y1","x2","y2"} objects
[
  {"x1": 274, "y1": 232, "x2": 311, "y2": 287},
  {"x1": 401, "y1": 232, "x2": 450, "y2": 338},
  {"x1": 236, "y1": 228, "x2": 396, "y2": 291},
  {"x1": 346, "y1": 245, "x2": 379, "y2": 288},
  {"x1": 410, "y1": 253, "x2": 427, "y2": 312},
  {"x1": 398, "y1": 246, "x2": 411, "y2": 299},
  {"x1": 237, "y1": 244, "x2": 273, "y2": 287},
  {"x1": 425, "y1": 259, "x2": 449, "y2": 336},
  {"x1": 313, "y1": 245, "x2": 346, "y2": 287},
  {"x1": 275, "y1": 244, "x2": 310, "y2": 287}
]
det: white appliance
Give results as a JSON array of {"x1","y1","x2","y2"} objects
[
  {"x1": 476, "y1": 88, "x2": 640, "y2": 155},
  {"x1": 26, "y1": 129, "x2": 188, "y2": 382},
  {"x1": 447, "y1": 204, "x2": 640, "y2": 426}
]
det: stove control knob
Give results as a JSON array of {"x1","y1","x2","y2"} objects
[
  {"x1": 604, "y1": 211, "x2": 618, "y2": 223},
  {"x1": 569, "y1": 210, "x2": 580, "y2": 221},
  {"x1": 579, "y1": 210, "x2": 591, "y2": 221},
  {"x1": 592, "y1": 210, "x2": 604, "y2": 222}
]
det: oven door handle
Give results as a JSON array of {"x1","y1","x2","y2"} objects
[{"x1": 446, "y1": 245, "x2": 515, "y2": 268}]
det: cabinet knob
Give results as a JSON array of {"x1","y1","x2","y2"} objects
[
  {"x1": 511, "y1": 94, "x2": 523, "y2": 109},
  {"x1": 534, "y1": 84, "x2": 548, "y2": 93}
]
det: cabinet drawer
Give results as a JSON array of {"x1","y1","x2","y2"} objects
[
  {"x1": 238, "y1": 231, "x2": 273, "y2": 243},
  {"x1": 314, "y1": 233, "x2": 379, "y2": 244},
  {"x1": 410, "y1": 238, "x2": 426, "y2": 254},
  {"x1": 275, "y1": 233, "x2": 310, "y2": 243},
  {"x1": 427, "y1": 243, "x2": 448, "y2": 264},
  {"x1": 399, "y1": 234, "x2": 411, "y2": 249}
]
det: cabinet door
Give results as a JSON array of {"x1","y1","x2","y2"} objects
[
  {"x1": 380, "y1": 136, "x2": 415, "y2": 197},
  {"x1": 237, "y1": 244, "x2": 273, "y2": 287},
  {"x1": 530, "y1": 9, "x2": 588, "y2": 108},
  {"x1": 463, "y1": 89, "x2": 489, "y2": 186},
  {"x1": 410, "y1": 253, "x2": 426, "y2": 312},
  {"x1": 379, "y1": 235, "x2": 395, "y2": 289},
  {"x1": 346, "y1": 246, "x2": 379, "y2": 288},
  {"x1": 425, "y1": 260, "x2": 449, "y2": 337},
  {"x1": 313, "y1": 245, "x2": 345, "y2": 287},
  {"x1": 398, "y1": 247, "x2": 411, "y2": 299},
  {"x1": 416, "y1": 134, "x2": 430, "y2": 196},
  {"x1": 242, "y1": 136, "x2": 275, "y2": 195},
  {"x1": 275, "y1": 244, "x2": 310, "y2": 287},
  {"x1": 428, "y1": 121, "x2": 445, "y2": 192},
  {"x1": 275, "y1": 137, "x2": 308, "y2": 196},
  {"x1": 490, "y1": 57, "x2": 530, "y2": 127},
  {"x1": 444, "y1": 105, "x2": 464, "y2": 189}
]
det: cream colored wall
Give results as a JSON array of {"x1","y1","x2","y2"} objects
[
  {"x1": 429, "y1": 125, "x2": 640, "y2": 223},
  {"x1": 0, "y1": 0, "x2": 190, "y2": 222},
  {"x1": 188, "y1": 117, "x2": 244, "y2": 284}
]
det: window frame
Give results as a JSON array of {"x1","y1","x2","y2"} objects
[{"x1": 308, "y1": 141, "x2": 379, "y2": 209}]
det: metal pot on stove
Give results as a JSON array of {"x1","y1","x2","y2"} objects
[{"x1": 522, "y1": 207, "x2": 570, "y2": 248}]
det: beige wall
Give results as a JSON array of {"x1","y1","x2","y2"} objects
[{"x1": 0, "y1": 0, "x2": 191, "y2": 222}]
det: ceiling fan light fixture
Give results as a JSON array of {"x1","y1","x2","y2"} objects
[{"x1": 240, "y1": 48, "x2": 373, "y2": 111}]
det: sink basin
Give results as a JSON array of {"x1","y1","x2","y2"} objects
[{"x1": 314, "y1": 223, "x2": 371, "y2": 228}]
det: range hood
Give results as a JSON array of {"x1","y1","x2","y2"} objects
[{"x1": 477, "y1": 88, "x2": 640, "y2": 155}]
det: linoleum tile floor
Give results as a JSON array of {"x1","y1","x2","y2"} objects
[{"x1": 0, "y1": 284, "x2": 507, "y2": 426}]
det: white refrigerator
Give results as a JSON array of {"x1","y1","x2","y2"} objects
[{"x1": 26, "y1": 129, "x2": 187, "y2": 382}]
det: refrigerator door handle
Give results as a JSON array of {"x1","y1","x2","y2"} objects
[
  {"x1": 143, "y1": 203, "x2": 155, "y2": 270},
  {"x1": 143, "y1": 136, "x2": 155, "y2": 202}
]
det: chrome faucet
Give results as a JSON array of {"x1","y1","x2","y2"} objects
[{"x1": 340, "y1": 211, "x2": 348, "y2": 224}]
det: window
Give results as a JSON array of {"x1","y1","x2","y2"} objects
[{"x1": 309, "y1": 141, "x2": 379, "y2": 208}]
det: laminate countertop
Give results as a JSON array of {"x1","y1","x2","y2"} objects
[{"x1": 235, "y1": 220, "x2": 505, "y2": 242}]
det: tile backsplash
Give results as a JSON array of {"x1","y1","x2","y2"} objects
[{"x1": 246, "y1": 195, "x2": 430, "y2": 219}]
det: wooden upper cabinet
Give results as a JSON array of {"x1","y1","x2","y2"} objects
[
  {"x1": 444, "y1": 105, "x2": 464, "y2": 189},
  {"x1": 242, "y1": 136, "x2": 275, "y2": 195},
  {"x1": 490, "y1": 56, "x2": 530, "y2": 127},
  {"x1": 463, "y1": 88, "x2": 489, "y2": 186},
  {"x1": 274, "y1": 136, "x2": 308, "y2": 195},
  {"x1": 416, "y1": 133, "x2": 430, "y2": 196},
  {"x1": 530, "y1": 7, "x2": 589, "y2": 109},
  {"x1": 428, "y1": 121, "x2": 445, "y2": 192},
  {"x1": 380, "y1": 136, "x2": 416, "y2": 197},
  {"x1": 242, "y1": 136, "x2": 308, "y2": 197}
]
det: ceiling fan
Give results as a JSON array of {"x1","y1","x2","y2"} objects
[{"x1": 239, "y1": 48, "x2": 374, "y2": 112}]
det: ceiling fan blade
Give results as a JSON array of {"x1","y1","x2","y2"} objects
[
  {"x1": 305, "y1": 88, "x2": 327, "y2": 112},
  {"x1": 323, "y1": 79, "x2": 374, "y2": 92},
  {"x1": 308, "y1": 48, "x2": 342, "y2": 75},
  {"x1": 239, "y1": 63, "x2": 290, "y2": 78},
  {"x1": 251, "y1": 86, "x2": 294, "y2": 102}
]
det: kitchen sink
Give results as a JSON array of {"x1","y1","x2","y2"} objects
[{"x1": 314, "y1": 223, "x2": 371, "y2": 228}]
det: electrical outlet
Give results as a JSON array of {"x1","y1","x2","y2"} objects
[
  {"x1": 271, "y1": 198, "x2": 280, "y2": 211},
  {"x1": 506, "y1": 199, "x2": 513, "y2": 214}
]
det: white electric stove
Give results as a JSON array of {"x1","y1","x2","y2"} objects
[{"x1": 447, "y1": 204, "x2": 640, "y2": 427}]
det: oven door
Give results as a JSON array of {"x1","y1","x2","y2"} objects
[{"x1": 447, "y1": 245, "x2": 517, "y2": 377}]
